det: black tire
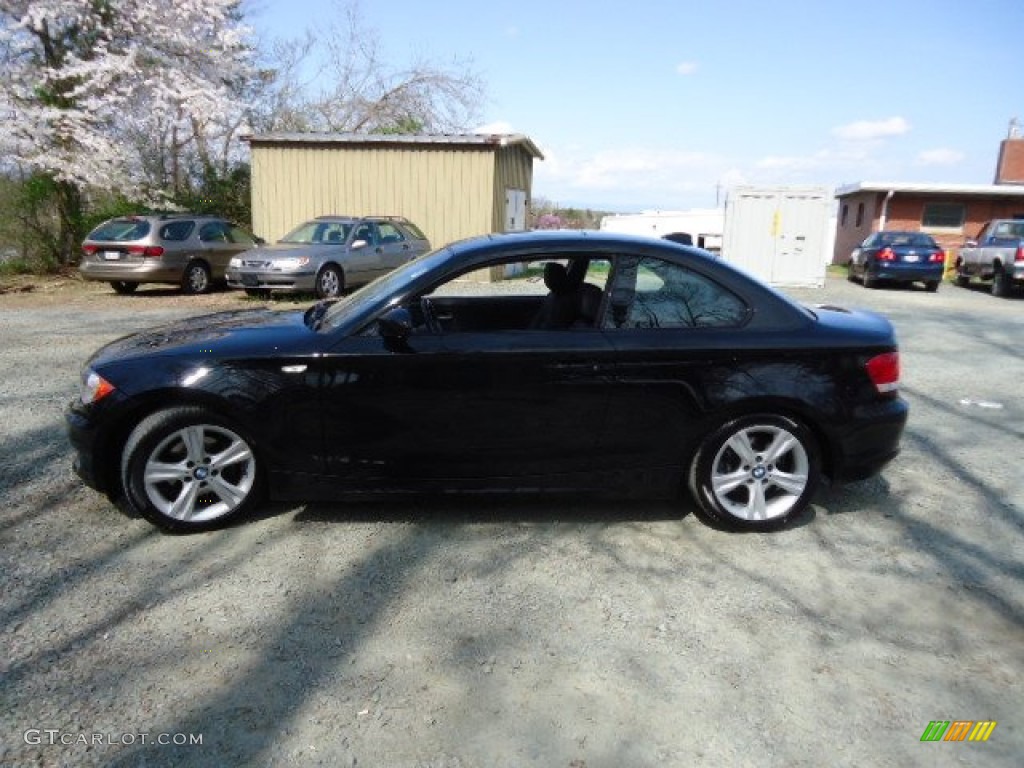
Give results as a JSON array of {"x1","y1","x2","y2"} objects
[
  {"x1": 925, "y1": 280, "x2": 939, "y2": 293},
  {"x1": 315, "y1": 264, "x2": 344, "y2": 299},
  {"x1": 688, "y1": 414, "x2": 820, "y2": 531},
  {"x1": 991, "y1": 267, "x2": 1012, "y2": 298},
  {"x1": 846, "y1": 261, "x2": 856, "y2": 283},
  {"x1": 121, "y1": 406, "x2": 262, "y2": 532},
  {"x1": 181, "y1": 261, "x2": 211, "y2": 294},
  {"x1": 862, "y1": 266, "x2": 877, "y2": 289},
  {"x1": 110, "y1": 281, "x2": 138, "y2": 295}
]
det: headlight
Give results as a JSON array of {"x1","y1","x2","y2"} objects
[
  {"x1": 81, "y1": 370, "x2": 115, "y2": 404},
  {"x1": 228, "y1": 257, "x2": 241, "y2": 268},
  {"x1": 275, "y1": 256, "x2": 311, "y2": 270}
]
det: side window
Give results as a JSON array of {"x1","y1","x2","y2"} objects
[
  {"x1": 228, "y1": 225, "x2": 256, "y2": 246},
  {"x1": 159, "y1": 221, "x2": 195, "y2": 241},
  {"x1": 603, "y1": 256, "x2": 747, "y2": 329},
  {"x1": 378, "y1": 223, "x2": 406, "y2": 244},
  {"x1": 353, "y1": 223, "x2": 377, "y2": 245},
  {"x1": 199, "y1": 222, "x2": 229, "y2": 243}
]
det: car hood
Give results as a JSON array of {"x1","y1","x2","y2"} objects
[{"x1": 87, "y1": 308, "x2": 318, "y2": 368}]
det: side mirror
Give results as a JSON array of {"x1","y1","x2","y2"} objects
[
  {"x1": 351, "y1": 239, "x2": 368, "y2": 250},
  {"x1": 378, "y1": 307, "x2": 413, "y2": 339}
]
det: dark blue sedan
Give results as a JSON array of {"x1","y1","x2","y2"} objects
[
  {"x1": 67, "y1": 231, "x2": 908, "y2": 533},
  {"x1": 848, "y1": 230, "x2": 945, "y2": 291}
]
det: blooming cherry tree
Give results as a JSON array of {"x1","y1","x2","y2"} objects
[{"x1": 0, "y1": 0, "x2": 255, "y2": 263}]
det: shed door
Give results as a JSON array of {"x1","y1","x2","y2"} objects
[{"x1": 505, "y1": 189, "x2": 527, "y2": 231}]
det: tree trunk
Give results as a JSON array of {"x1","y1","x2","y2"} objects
[{"x1": 54, "y1": 180, "x2": 83, "y2": 267}]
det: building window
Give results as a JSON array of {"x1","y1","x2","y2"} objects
[
  {"x1": 840, "y1": 204, "x2": 848, "y2": 226},
  {"x1": 922, "y1": 202, "x2": 965, "y2": 229},
  {"x1": 855, "y1": 202, "x2": 864, "y2": 227}
]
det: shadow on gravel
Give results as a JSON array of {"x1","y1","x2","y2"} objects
[{"x1": 294, "y1": 494, "x2": 687, "y2": 526}]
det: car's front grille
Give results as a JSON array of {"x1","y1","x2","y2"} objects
[{"x1": 242, "y1": 260, "x2": 272, "y2": 268}]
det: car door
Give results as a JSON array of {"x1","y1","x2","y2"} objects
[
  {"x1": 315, "y1": 257, "x2": 618, "y2": 485},
  {"x1": 345, "y1": 222, "x2": 385, "y2": 284},
  {"x1": 375, "y1": 222, "x2": 417, "y2": 271}
]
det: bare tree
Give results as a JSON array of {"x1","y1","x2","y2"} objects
[{"x1": 254, "y1": 1, "x2": 484, "y2": 134}]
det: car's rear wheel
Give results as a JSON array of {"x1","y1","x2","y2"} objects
[
  {"x1": 181, "y1": 261, "x2": 211, "y2": 294},
  {"x1": 846, "y1": 261, "x2": 857, "y2": 282},
  {"x1": 688, "y1": 414, "x2": 819, "y2": 531},
  {"x1": 862, "y1": 267, "x2": 877, "y2": 289},
  {"x1": 315, "y1": 264, "x2": 344, "y2": 299},
  {"x1": 110, "y1": 281, "x2": 138, "y2": 295},
  {"x1": 925, "y1": 280, "x2": 939, "y2": 293},
  {"x1": 121, "y1": 407, "x2": 261, "y2": 533},
  {"x1": 991, "y1": 266, "x2": 1012, "y2": 298}
]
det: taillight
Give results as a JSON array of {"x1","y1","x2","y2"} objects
[
  {"x1": 127, "y1": 245, "x2": 165, "y2": 257},
  {"x1": 82, "y1": 245, "x2": 97, "y2": 256},
  {"x1": 877, "y1": 247, "x2": 895, "y2": 261},
  {"x1": 929, "y1": 250, "x2": 945, "y2": 263},
  {"x1": 866, "y1": 352, "x2": 900, "y2": 395},
  {"x1": 1016, "y1": 245, "x2": 1024, "y2": 263}
]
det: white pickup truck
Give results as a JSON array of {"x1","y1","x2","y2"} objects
[{"x1": 955, "y1": 219, "x2": 1024, "y2": 297}]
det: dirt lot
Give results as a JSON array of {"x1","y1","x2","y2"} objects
[{"x1": 1, "y1": 274, "x2": 1021, "y2": 767}]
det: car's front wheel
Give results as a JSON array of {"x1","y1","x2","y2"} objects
[
  {"x1": 121, "y1": 407, "x2": 261, "y2": 532},
  {"x1": 110, "y1": 281, "x2": 138, "y2": 295},
  {"x1": 315, "y1": 264, "x2": 344, "y2": 299},
  {"x1": 181, "y1": 261, "x2": 211, "y2": 294},
  {"x1": 688, "y1": 414, "x2": 819, "y2": 531}
]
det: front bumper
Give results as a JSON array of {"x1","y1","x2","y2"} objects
[
  {"x1": 226, "y1": 267, "x2": 317, "y2": 294},
  {"x1": 66, "y1": 403, "x2": 106, "y2": 493}
]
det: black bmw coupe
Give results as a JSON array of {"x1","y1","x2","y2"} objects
[{"x1": 67, "y1": 231, "x2": 907, "y2": 533}]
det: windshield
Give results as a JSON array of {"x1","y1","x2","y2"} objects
[
  {"x1": 319, "y1": 246, "x2": 452, "y2": 330},
  {"x1": 280, "y1": 220, "x2": 352, "y2": 244}
]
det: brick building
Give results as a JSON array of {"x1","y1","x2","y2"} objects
[{"x1": 832, "y1": 122, "x2": 1024, "y2": 264}]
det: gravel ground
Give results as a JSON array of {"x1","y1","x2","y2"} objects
[{"x1": 1, "y1": 274, "x2": 1021, "y2": 767}]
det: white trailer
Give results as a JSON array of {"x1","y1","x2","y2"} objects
[
  {"x1": 600, "y1": 209, "x2": 724, "y2": 254},
  {"x1": 721, "y1": 186, "x2": 832, "y2": 287}
]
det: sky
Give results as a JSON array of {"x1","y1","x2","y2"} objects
[{"x1": 246, "y1": 0, "x2": 1024, "y2": 213}]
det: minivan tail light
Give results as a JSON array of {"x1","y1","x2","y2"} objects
[
  {"x1": 1015, "y1": 244, "x2": 1024, "y2": 263},
  {"x1": 866, "y1": 352, "x2": 900, "y2": 394},
  {"x1": 127, "y1": 245, "x2": 165, "y2": 257}
]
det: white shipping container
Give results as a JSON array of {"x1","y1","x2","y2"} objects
[{"x1": 722, "y1": 187, "x2": 831, "y2": 287}]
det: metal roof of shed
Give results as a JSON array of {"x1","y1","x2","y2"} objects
[
  {"x1": 836, "y1": 181, "x2": 1024, "y2": 198},
  {"x1": 244, "y1": 132, "x2": 544, "y2": 160}
]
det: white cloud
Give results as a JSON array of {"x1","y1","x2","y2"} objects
[
  {"x1": 916, "y1": 148, "x2": 964, "y2": 166},
  {"x1": 832, "y1": 117, "x2": 910, "y2": 141},
  {"x1": 675, "y1": 61, "x2": 698, "y2": 75}
]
